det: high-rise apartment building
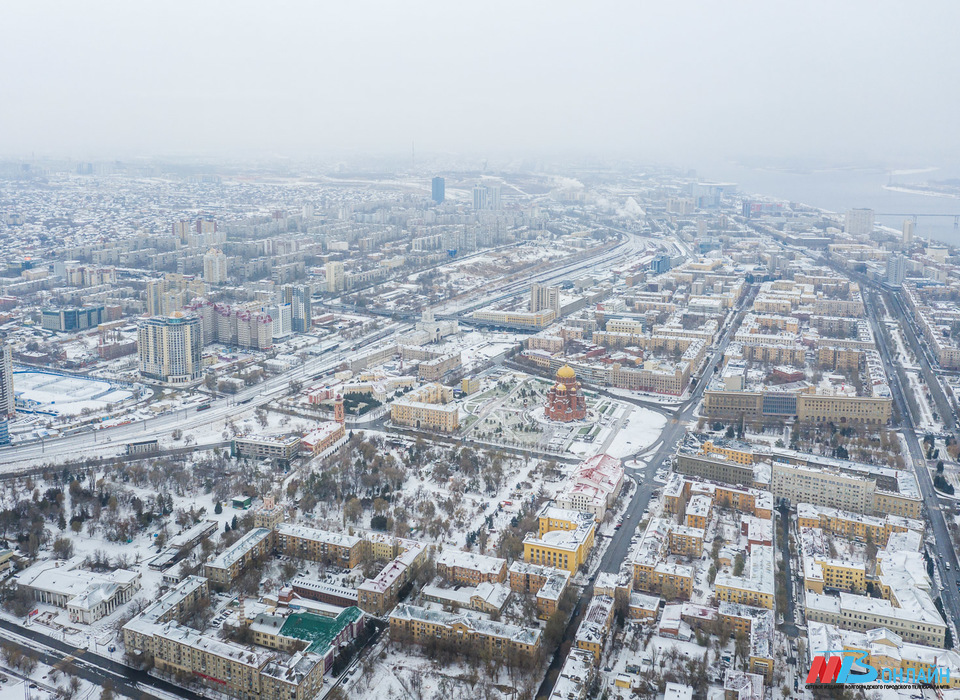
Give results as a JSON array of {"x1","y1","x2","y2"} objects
[
  {"x1": 291, "y1": 285, "x2": 312, "y2": 332},
  {"x1": 325, "y1": 261, "x2": 345, "y2": 293},
  {"x1": 530, "y1": 283, "x2": 560, "y2": 314},
  {"x1": 902, "y1": 219, "x2": 915, "y2": 246},
  {"x1": 488, "y1": 185, "x2": 501, "y2": 211},
  {"x1": 146, "y1": 273, "x2": 206, "y2": 317},
  {"x1": 264, "y1": 304, "x2": 292, "y2": 339},
  {"x1": 845, "y1": 208, "x2": 875, "y2": 238},
  {"x1": 431, "y1": 176, "x2": 445, "y2": 204},
  {"x1": 173, "y1": 217, "x2": 218, "y2": 243},
  {"x1": 0, "y1": 342, "x2": 14, "y2": 419},
  {"x1": 473, "y1": 185, "x2": 488, "y2": 211},
  {"x1": 885, "y1": 253, "x2": 906, "y2": 288},
  {"x1": 203, "y1": 249, "x2": 227, "y2": 284},
  {"x1": 138, "y1": 315, "x2": 203, "y2": 385}
]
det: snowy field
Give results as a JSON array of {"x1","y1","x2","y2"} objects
[{"x1": 13, "y1": 371, "x2": 135, "y2": 417}]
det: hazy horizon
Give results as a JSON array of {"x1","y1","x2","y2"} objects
[{"x1": 2, "y1": 1, "x2": 959, "y2": 169}]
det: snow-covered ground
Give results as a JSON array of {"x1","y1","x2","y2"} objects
[
  {"x1": 602, "y1": 407, "x2": 667, "y2": 459},
  {"x1": 14, "y1": 371, "x2": 136, "y2": 417}
]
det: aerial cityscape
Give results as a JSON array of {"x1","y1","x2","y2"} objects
[{"x1": 2, "y1": 4, "x2": 960, "y2": 700}]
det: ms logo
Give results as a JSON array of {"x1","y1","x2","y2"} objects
[{"x1": 806, "y1": 650, "x2": 878, "y2": 685}]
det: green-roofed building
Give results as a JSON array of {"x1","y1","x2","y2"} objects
[
  {"x1": 249, "y1": 607, "x2": 366, "y2": 676},
  {"x1": 279, "y1": 607, "x2": 364, "y2": 654}
]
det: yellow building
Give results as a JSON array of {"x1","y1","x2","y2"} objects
[
  {"x1": 719, "y1": 602, "x2": 776, "y2": 682},
  {"x1": 389, "y1": 604, "x2": 541, "y2": 661},
  {"x1": 203, "y1": 528, "x2": 273, "y2": 586},
  {"x1": 797, "y1": 503, "x2": 922, "y2": 547},
  {"x1": 631, "y1": 519, "x2": 695, "y2": 599},
  {"x1": 669, "y1": 526, "x2": 704, "y2": 557},
  {"x1": 390, "y1": 383, "x2": 460, "y2": 433},
  {"x1": 715, "y1": 545, "x2": 775, "y2": 610},
  {"x1": 274, "y1": 524, "x2": 369, "y2": 567},
  {"x1": 575, "y1": 595, "x2": 615, "y2": 663},
  {"x1": 524, "y1": 503, "x2": 595, "y2": 574},
  {"x1": 702, "y1": 440, "x2": 755, "y2": 465},
  {"x1": 471, "y1": 308, "x2": 557, "y2": 328}
]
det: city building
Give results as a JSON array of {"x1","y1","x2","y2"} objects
[
  {"x1": 287, "y1": 285, "x2": 312, "y2": 333},
  {"x1": 232, "y1": 434, "x2": 302, "y2": 464},
  {"x1": 431, "y1": 176, "x2": 445, "y2": 204},
  {"x1": 554, "y1": 453, "x2": 623, "y2": 521},
  {"x1": 472, "y1": 184, "x2": 488, "y2": 210},
  {"x1": 715, "y1": 545, "x2": 775, "y2": 610},
  {"x1": 204, "y1": 527, "x2": 273, "y2": 586},
  {"x1": 902, "y1": 219, "x2": 915, "y2": 246},
  {"x1": 885, "y1": 253, "x2": 906, "y2": 287},
  {"x1": 357, "y1": 542, "x2": 427, "y2": 615},
  {"x1": 41, "y1": 306, "x2": 104, "y2": 332},
  {"x1": 0, "y1": 342, "x2": 13, "y2": 419},
  {"x1": 389, "y1": 604, "x2": 541, "y2": 661},
  {"x1": 436, "y1": 548, "x2": 507, "y2": 585},
  {"x1": 16, "y1": 560, "x2": 141, "y2": 624},
  {"x1": 531, "y1": 283, "x2": 560, "y2": 314},
  {"x1": 137, "y1": 314, "x2": 203, "y2": 385},
  {"x1": 544, "y1": 365, "x2": 587, "y2": 422},
  {"x1": 203, "y1": 248, "x2": 228, "y2": 284},
  {"x1": 325, "y1": 261, "x2": 345, "y2": 293},
  {"x1": 524, "y1": 503, "x2": 595, "y2": 574},
  {"x1": 390, "y1": 382, "x2": 459, "y2": 432},
  {"x1": 575, "y1": 594, "x2": 615, "y2": 663},
  {"x1": 274, "y1": 524, "x2": 367, "y2": 568},
  {"x1": 507, "y1": 562, "x2": 571, "y2": 619},
  {"x1": 769, "y1": 451, "x2": 922, "y2": 518},
  {"x1": 845, "y1": 208, "x2": 875, "y2": 238}
]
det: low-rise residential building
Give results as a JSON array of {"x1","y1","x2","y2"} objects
[
  {"x1": 388, "y1": 604, "x2": 542, "y2": 661},
  {"x1": 420, "y1": 582, "x2": 510, "y2": 615},
  {"x1": 274, "y1": 523, "x2": 368, "y2": 568},
  {"x1": 798, "y1": 526, "x2": 866, "y2": 594},
  {"x1": 547, "y1": 649, "x2": 595, "y2": 700},
  {"x1": 507, "y1": 561, "x2": 571, "y2": 619},
  {"x1": 807, "y1": 621, "x2": 960, "y2": 689},
  {"x1": 715, "y1": 544, "x2": 775, "y2": 610},
  {"x1": 436, "y1": 548, "x2": 507, "y2": 585},
  {"x1": 628, "y1": 592, "x2": 661, "y2": 620},
  {"x1": 631, "y1": 518, "x2": 694, "y2": 599},
  {"x1": 804, "y1": 544, "x2": 945, "y2": 647},
  {"x1": 123, "y1": 576, "x2": 209, "y2": 651},
  {"x1": 718, "y1": 602, "x2": 776, "y2": 681},
  {"x1": 204, "y1": 527, "x2": 273, "y2": 586},
  {"x1": 357, "y1": 542, "x2": 427, "y2": 616},
  {"x1": 797, "y1": 502, "x2": 923, "y2": 546},
  {"x1": 574, "y1": 594, "x2": 615, "y2": 663}
]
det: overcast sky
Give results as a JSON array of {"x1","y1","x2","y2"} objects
[{"x1": 1, "y1": 1, "x2": 957, "y2": 166}]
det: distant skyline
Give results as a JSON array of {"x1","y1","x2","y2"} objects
[{"x1": 2, "y1": 1, "x2": 959, "y2": 168}]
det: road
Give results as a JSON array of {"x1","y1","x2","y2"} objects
[
  {"x1": 863, "y1": 290, "x2": 960, "y2": 636},
  {"x1": 883, "y1": 289, "x2": 957, "y2": 431},
  {"x1": 536, "y1": 284, "x2": 756, "y2": 698}
]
